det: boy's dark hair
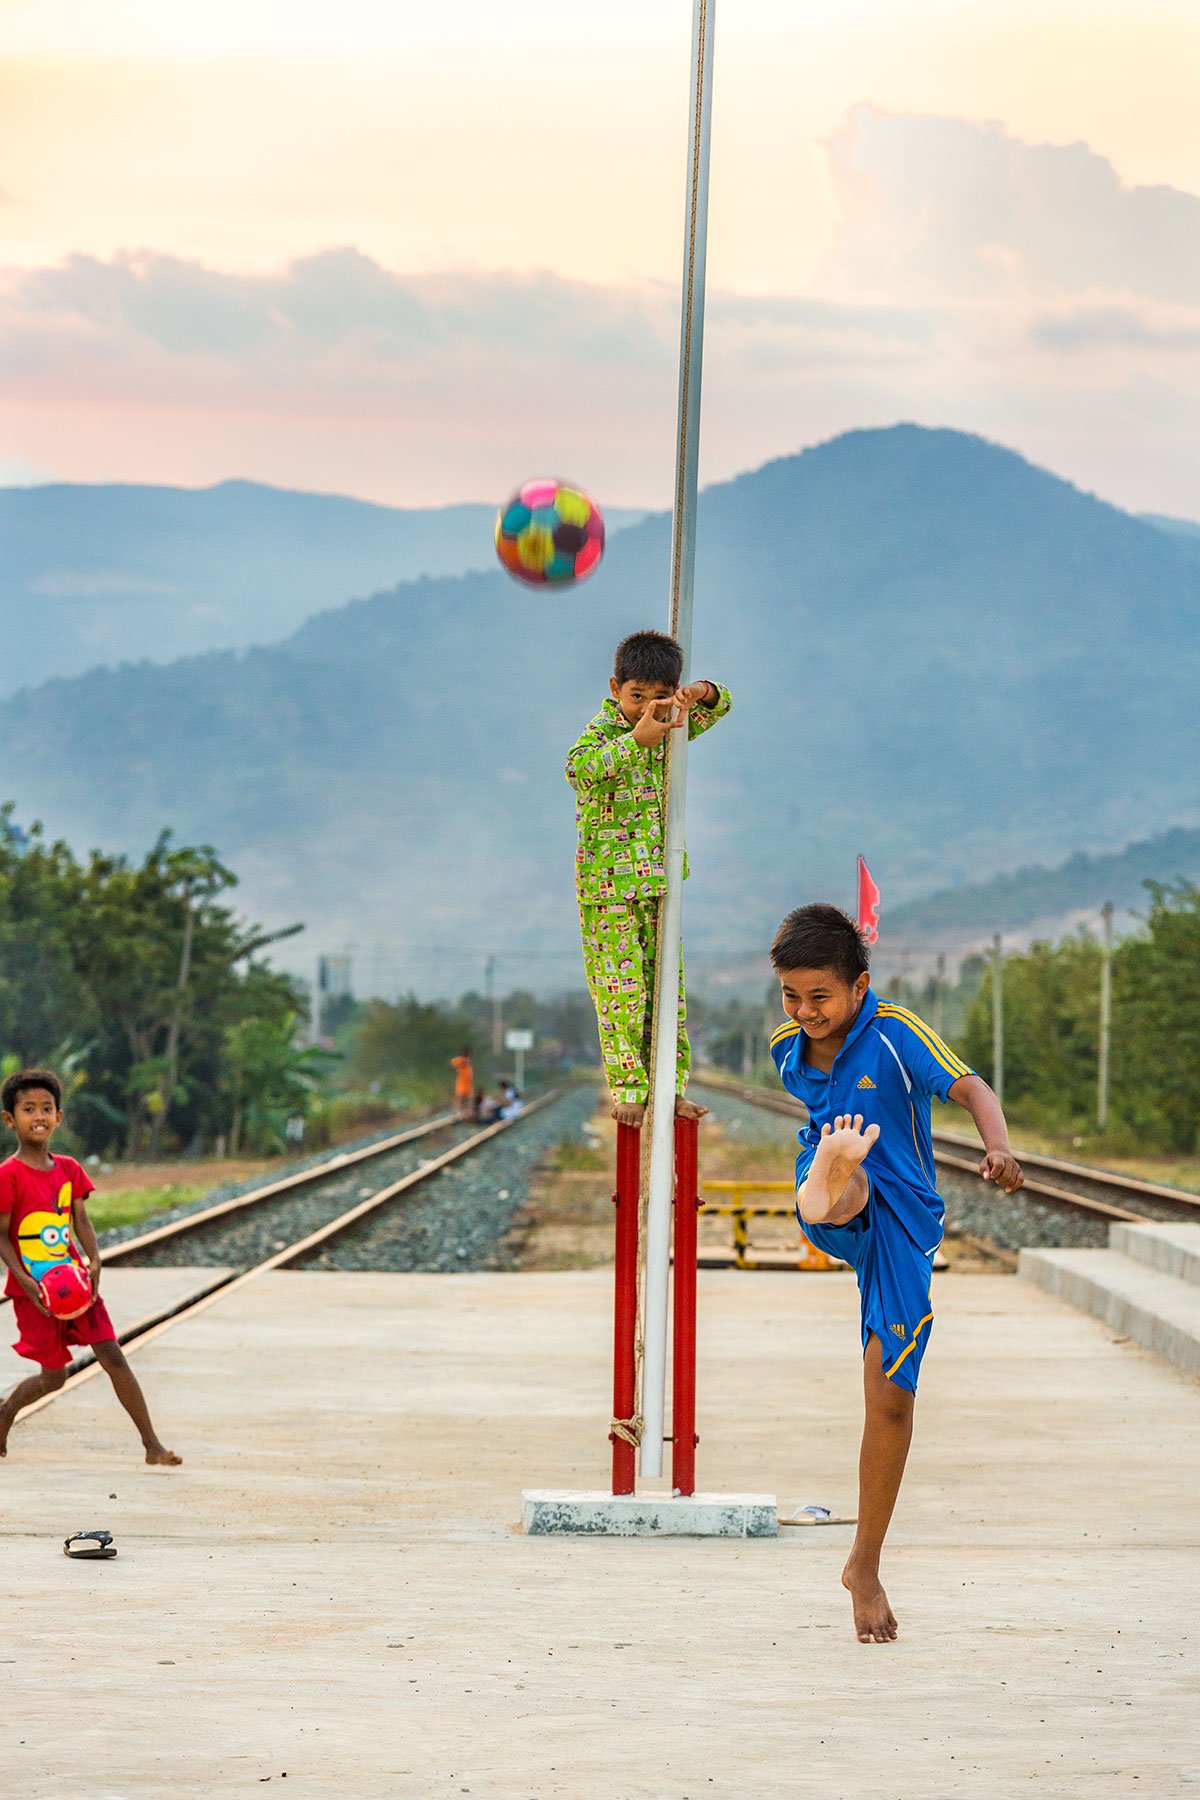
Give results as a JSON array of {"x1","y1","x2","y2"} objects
[
  {"x1": 614, "y1": 630, "x2": 683, "y2": 690},
  {"x1": 770, "y1": 905, "x2": 870, "y2": 985},
  {"x1": 2, "y1": 1067, "x2": 63, "y2": 1115}
]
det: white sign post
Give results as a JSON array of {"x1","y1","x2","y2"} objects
[{"x1": 504, "y1": 1027, "x2": 534, "y2": 1091}]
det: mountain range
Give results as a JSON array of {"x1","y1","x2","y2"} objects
[
  {"x1": 5, "y1": 424, "x2": 1200, "y2": 993},
  {"x1": 884, "y1": 827, "x2": 1200, "y2": 941},
  {"x1": 3, "y1": 476, "x2": 643, "y2": 691}
]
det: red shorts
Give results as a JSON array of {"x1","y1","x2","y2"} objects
[{"x1": 11, "y1": 1293, "x2": 117, "y2": 1370}]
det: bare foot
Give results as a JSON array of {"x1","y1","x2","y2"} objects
[
  {"x1": 144, "y1": 1443, "x2": 182, "y2": 1467},
  {"x1": 842, "y1": 1559, "x2": 898, "y2": 1643},
  {"x1": 611, "y1": 1101, "x2": 646, "y2": 1128},
  {"x1": 674, "y1": 1095, "x2": 709, "y2": 1122},
  {"x1": 801, "y1": 1113, "x2": 880, "y2": 1223},
  {"x1": 0, "y1": 1409, "x2": 12, "y2": 1458}
]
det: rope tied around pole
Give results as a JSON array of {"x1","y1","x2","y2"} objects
[{"x1": 609, "y1": 1413, "x2": 644, "y2": 1448}]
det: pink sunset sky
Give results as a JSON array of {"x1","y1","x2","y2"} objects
[{"x1": 3, "y1": 0, "x2": 1199, "y2": 514}]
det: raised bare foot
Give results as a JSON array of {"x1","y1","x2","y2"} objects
[
  {"x1": 674, "y1": 1095, "x2": 709, "y2": 1122},
  {"x1": 801, "y1": 1113, "x2": 880, "y2": 1223},
  {"x1": 611, "y1": 1101, "x2": 647, "y2": 1128},
  {"x1": 842, "y1": 1559, "x2": 898, "y2": 1643},
  {"x1": 144, "y1": 1443, "x2": 182, "y2": 1467}
]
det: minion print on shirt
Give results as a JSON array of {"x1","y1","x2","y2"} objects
[{"x1": 17, "y1": 1182, "x2": 75, "y2": 1281}]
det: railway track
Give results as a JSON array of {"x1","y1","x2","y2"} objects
[
  {"x1": 11, "y1": 1089, "x2": 569, "y2": 1422},
  {"x1": 692, "y1": 1073, "x2": 1200, "y2": 1236}
]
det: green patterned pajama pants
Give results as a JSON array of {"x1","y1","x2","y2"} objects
[{"x1": 579, "y1": 900, "x2": 690, "y2": 1106}]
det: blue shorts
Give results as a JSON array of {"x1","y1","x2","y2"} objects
[{"x1": 796, "y1": 1147, "x2": 938, "y2": 1394}]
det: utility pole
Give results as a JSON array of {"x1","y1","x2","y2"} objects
[
  {"x1": 991, "y1": 933, "x2": 1004, "y2": 1106},
  {"x1": 485, "y1": 955, "x2": 501, "y2": 1056},
  {"x1": 932, "y1": 953, "x2": 946, "y2": 1038},
  {"x1": 1098, "y1": 900, "x2": 1113, "y2": 1131}
]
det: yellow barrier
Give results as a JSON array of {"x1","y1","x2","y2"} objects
[{"x1": 699, "y1": 1180, "x2": 840, "y2": 1272}]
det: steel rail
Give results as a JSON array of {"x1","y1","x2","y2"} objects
[
  {"x1": 690, "y1": 1074, "x2": 1200, "y2": 1225},
  {"x1": 10, "y1": 1089, "x2": 564, "y2": 1424},
  {"x1": 101, "y1": 1109, "x2": 462, "y2": 1263},
  {"x1": 0, "y1": 1109, "x2": 463, "y2": 1315}
]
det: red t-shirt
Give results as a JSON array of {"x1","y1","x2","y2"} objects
[{"x1": 0, "y1": 1154, "x2": 94, "y2": 1298}]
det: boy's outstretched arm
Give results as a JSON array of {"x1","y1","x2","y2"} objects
[{"x1": 948, "y1": 1074, "x2": 1024, "y2": 1191}]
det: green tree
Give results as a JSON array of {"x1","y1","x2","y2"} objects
[
  {"x1": 0, "y1": 807, "x2": 310, "y2": 1156},
  {"x1": 223, "y1": 1013, "x2": 332, "y2": 1155},
  {"x1": 962, "y1": 933, "x2": 1102, "y2": 1127},
  {"x1": 1113, "y1": 881, "x2": 1200, "y2": 1152}
]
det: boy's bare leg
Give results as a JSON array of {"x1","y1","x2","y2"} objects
[
  {"x1": 841, "y1": 1336, "x2": 914, "y2": 1643},
  {"x1": 92, "y1": 1341, "x2": 181, "y2": 1465},
  {"x1": 799, "y1": 1113, "x2": 880, "y2": 1226},
  {"x1": 0, "y1": 1365, "x2": 68, "y2": 1456}
]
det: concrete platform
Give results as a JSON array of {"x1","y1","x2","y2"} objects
[
  {"x1": 1022, "y1": 1220, "x2": 1200, "y2": 1379},
  {"x1": 1, "y1": 1267, "x2": 1198, "y2": 1797},
  {"x1": 0, "y1": 1265, "x2": 231, "y2": 1386}
]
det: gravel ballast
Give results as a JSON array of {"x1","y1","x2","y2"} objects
[
  {"x1": 111, "y1": 1118, "x2": 472, "y2": 1268},
  {"x1": 297, "y1": 1085, "x2": 599, "y2": 1272},
  {"x1": 692, "y1": 1079, "x2": 1111, "y2": 1254},
  {"x1": 109, "y1": 1088, "x2": 599, "y2": 1275}
]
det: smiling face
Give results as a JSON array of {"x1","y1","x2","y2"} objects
[
  {"x1": 3, "y1": 1086, "x2": 63, "y2": 1153},
  {"x1": 609, "y1": 676, "x2": 677, "y2": 727},
  {"x1": 778, "y1": 965, "x2": 870, "y2": 1044}
]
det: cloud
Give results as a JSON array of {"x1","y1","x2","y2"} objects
[
  {"x1": 822, "y1": 106, "x2": 1200, "y2": 306},
  {"x1": 2, "y1": 110, "x2": 1198, "y2": 515},
  {"x1": 1031, "y1": 304, "x2": 1200, "y2": 353}
]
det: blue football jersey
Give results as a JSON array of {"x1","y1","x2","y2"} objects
[{"x1": 770, "y1": 989, "x2": 973, "y2": 1243}]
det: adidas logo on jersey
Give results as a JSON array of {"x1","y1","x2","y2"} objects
[{"x1": 857, "y1": 1075, "x2": 876, "y2": 1089}]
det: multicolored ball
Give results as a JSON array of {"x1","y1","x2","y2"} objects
[{"x1": 494, "y1": 478, "x2": 606, "y2": 587}]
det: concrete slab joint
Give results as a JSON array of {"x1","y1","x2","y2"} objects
[{"x1": 521, "y1": 1489, "x2": 779, "y2": 1537}]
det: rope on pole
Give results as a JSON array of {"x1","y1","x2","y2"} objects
[{"x1": 638, "y1": 0, "x2": 716, "y2": 1482}]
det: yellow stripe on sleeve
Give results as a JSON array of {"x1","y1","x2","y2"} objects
[
  {"x1": 770, "y1": 1020, "x2": 803, "y2": 1048},
  {"x1": 875, "y1": 1005, "x2": 971, "y2": 1079}
]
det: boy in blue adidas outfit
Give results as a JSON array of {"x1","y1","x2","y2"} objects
[{"x1": 770, "y1": 904, "x2": 1023, "y2": 1645}]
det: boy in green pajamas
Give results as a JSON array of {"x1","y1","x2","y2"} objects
[{"x1": 566, "y1": 629, "x2": 731, "y2": 1125}]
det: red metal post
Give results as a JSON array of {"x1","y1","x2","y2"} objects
[
  {"x1": 671, "y1": 1116, "x2": 700, "y2": 1496},
  {"x1": 610, "y1": 1121, "x2": 641, "y2": 1495}
]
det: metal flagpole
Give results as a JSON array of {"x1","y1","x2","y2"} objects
[{"x1": 639, "y1": 0, "x2": 716, "y2": 1481}]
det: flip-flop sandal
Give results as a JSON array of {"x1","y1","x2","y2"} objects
[
  {"x1": 779, "y1": 1505, "x2": 858, "y2": 1527},
  {"x1": 64, "y1": 1530, "x2": 117, "y2": 1560}
]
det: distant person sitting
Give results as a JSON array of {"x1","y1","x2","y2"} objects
[
  {"x1": 473, "y1": 1089, "x2": 499, "y2": 1124},
  {"x1": 450, "y1": 1048, "x2": 474, "y2": 1121},
  {"x1": 498, "y1": 1082, "x2": 523, "y2": 1120}
]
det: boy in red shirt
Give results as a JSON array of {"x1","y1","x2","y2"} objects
[{"x1": 0, "y1": 1068, "x2": 180, "y2": 1464}]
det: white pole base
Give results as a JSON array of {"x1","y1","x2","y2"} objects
[{"x1": 521, "y1": 1489, "x2": 778, "y2": 1538}]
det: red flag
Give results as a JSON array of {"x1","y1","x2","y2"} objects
[{"x1": 856, "y1": 855, "x2": 880, "y2": 945}]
